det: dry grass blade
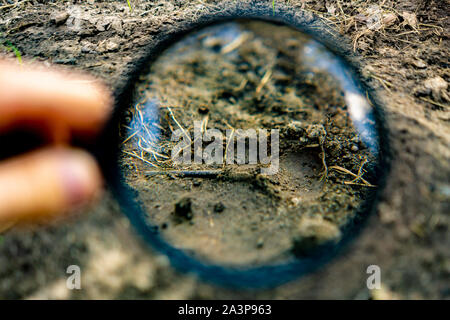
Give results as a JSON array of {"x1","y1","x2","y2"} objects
[
  {"x1": 419, "y1": 97, "x2": 449, "y2": 109},
  {"x1": 0, "y1": 0, "x2": 31, "y2": 10},
  {"x1": 256, "y1": 69, "x2": 272, "y2": 95},
  {"x1": 121, "y1": 130, "x2": 139, "y2": 145},
  {"x1": 167, "y1": 106, "x2": 191, "y2": 143},
  {"x1": 319, "y1": 144, "x2": 328, "y2": 181},
  {"x1": 221, "y1": 33, "x2": 248, "y2": 54},
  {"x1": 329, "y1": 164, "x2": 376, "y2": 187},
  {"x1": 348, "y1": 157, "x2": 368, "y2": 184},
  {"x1": 124, "y1": 151, "x2": 160, "y2": 168}
]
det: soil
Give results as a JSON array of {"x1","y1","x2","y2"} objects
[{"x1": 0, "y1": 0, "x2": 448, "y2": 299}]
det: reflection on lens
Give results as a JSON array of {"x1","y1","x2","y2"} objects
[{"x1": 119, "y1": 20, "x2": 380, "y2": 267}]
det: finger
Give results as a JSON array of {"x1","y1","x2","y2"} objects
[
  {"x1": 0, "y1": 59, "x2": 112, "y2": 139},
  {"x1": 0, "y1": 146, "x2": 102, "y2": 225}
]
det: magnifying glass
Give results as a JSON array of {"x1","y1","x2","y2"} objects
[{"x1": 97, "y1": 5, "x2": 390, "y2": 288}]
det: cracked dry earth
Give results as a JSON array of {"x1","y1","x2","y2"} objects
[{"x1": 0, "y1": 0, "x2": 449, "y2": 299}]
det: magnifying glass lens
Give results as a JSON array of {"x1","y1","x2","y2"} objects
[{"x1": 119, "y1": 20, "x2": 380, "y2": 267}]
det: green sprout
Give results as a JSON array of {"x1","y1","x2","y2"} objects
[
  {"x1": 4, "y1": 41, "x2": 22, "y2": 64},
  {"x1": 0, "y1": 33, "x2": 22, "y2": 64},
  {"x1": 126, "y1": 0, "x2": 133, "y2": 12}
]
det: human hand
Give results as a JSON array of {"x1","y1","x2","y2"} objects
[{"x1": 0, "y1": 59, "x2": 112, "y2": 229}]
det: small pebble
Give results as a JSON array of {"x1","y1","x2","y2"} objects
[
  {"x1": 214, "y1": 202, "x2": 225, "y2": 213},
  {"x1": 256, "y1": 238, "x2": 264, "y2": 249},
  {"x1": 51, "y1": 12, "x2": 69, "y2": 26},
  {"x1": 193, "y1": 179, "x2": 202, "y2": 187},
  {"x1": 174, "y1": 197, "x2": 193, "y2": 220}
]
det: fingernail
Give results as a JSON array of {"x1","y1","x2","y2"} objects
[{"x1": 61, "y1": 150, "x2": 102, "y2": 207}]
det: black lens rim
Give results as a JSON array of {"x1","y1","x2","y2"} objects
[{"x1": 96, "y1": 3, "x2": 391, "y2": 288}]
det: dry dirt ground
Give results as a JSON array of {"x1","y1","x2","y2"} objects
[{"x1": 0, "y1": 0, "x2": 449, "y2": 299}]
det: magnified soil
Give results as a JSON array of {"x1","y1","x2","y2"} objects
[{"x1": 120, "y1": 21, "x2": 378, "y2": 266}]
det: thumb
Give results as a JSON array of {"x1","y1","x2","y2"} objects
[{"x1": 0, "y1": 147, "x2": 102, "y2": 225}]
